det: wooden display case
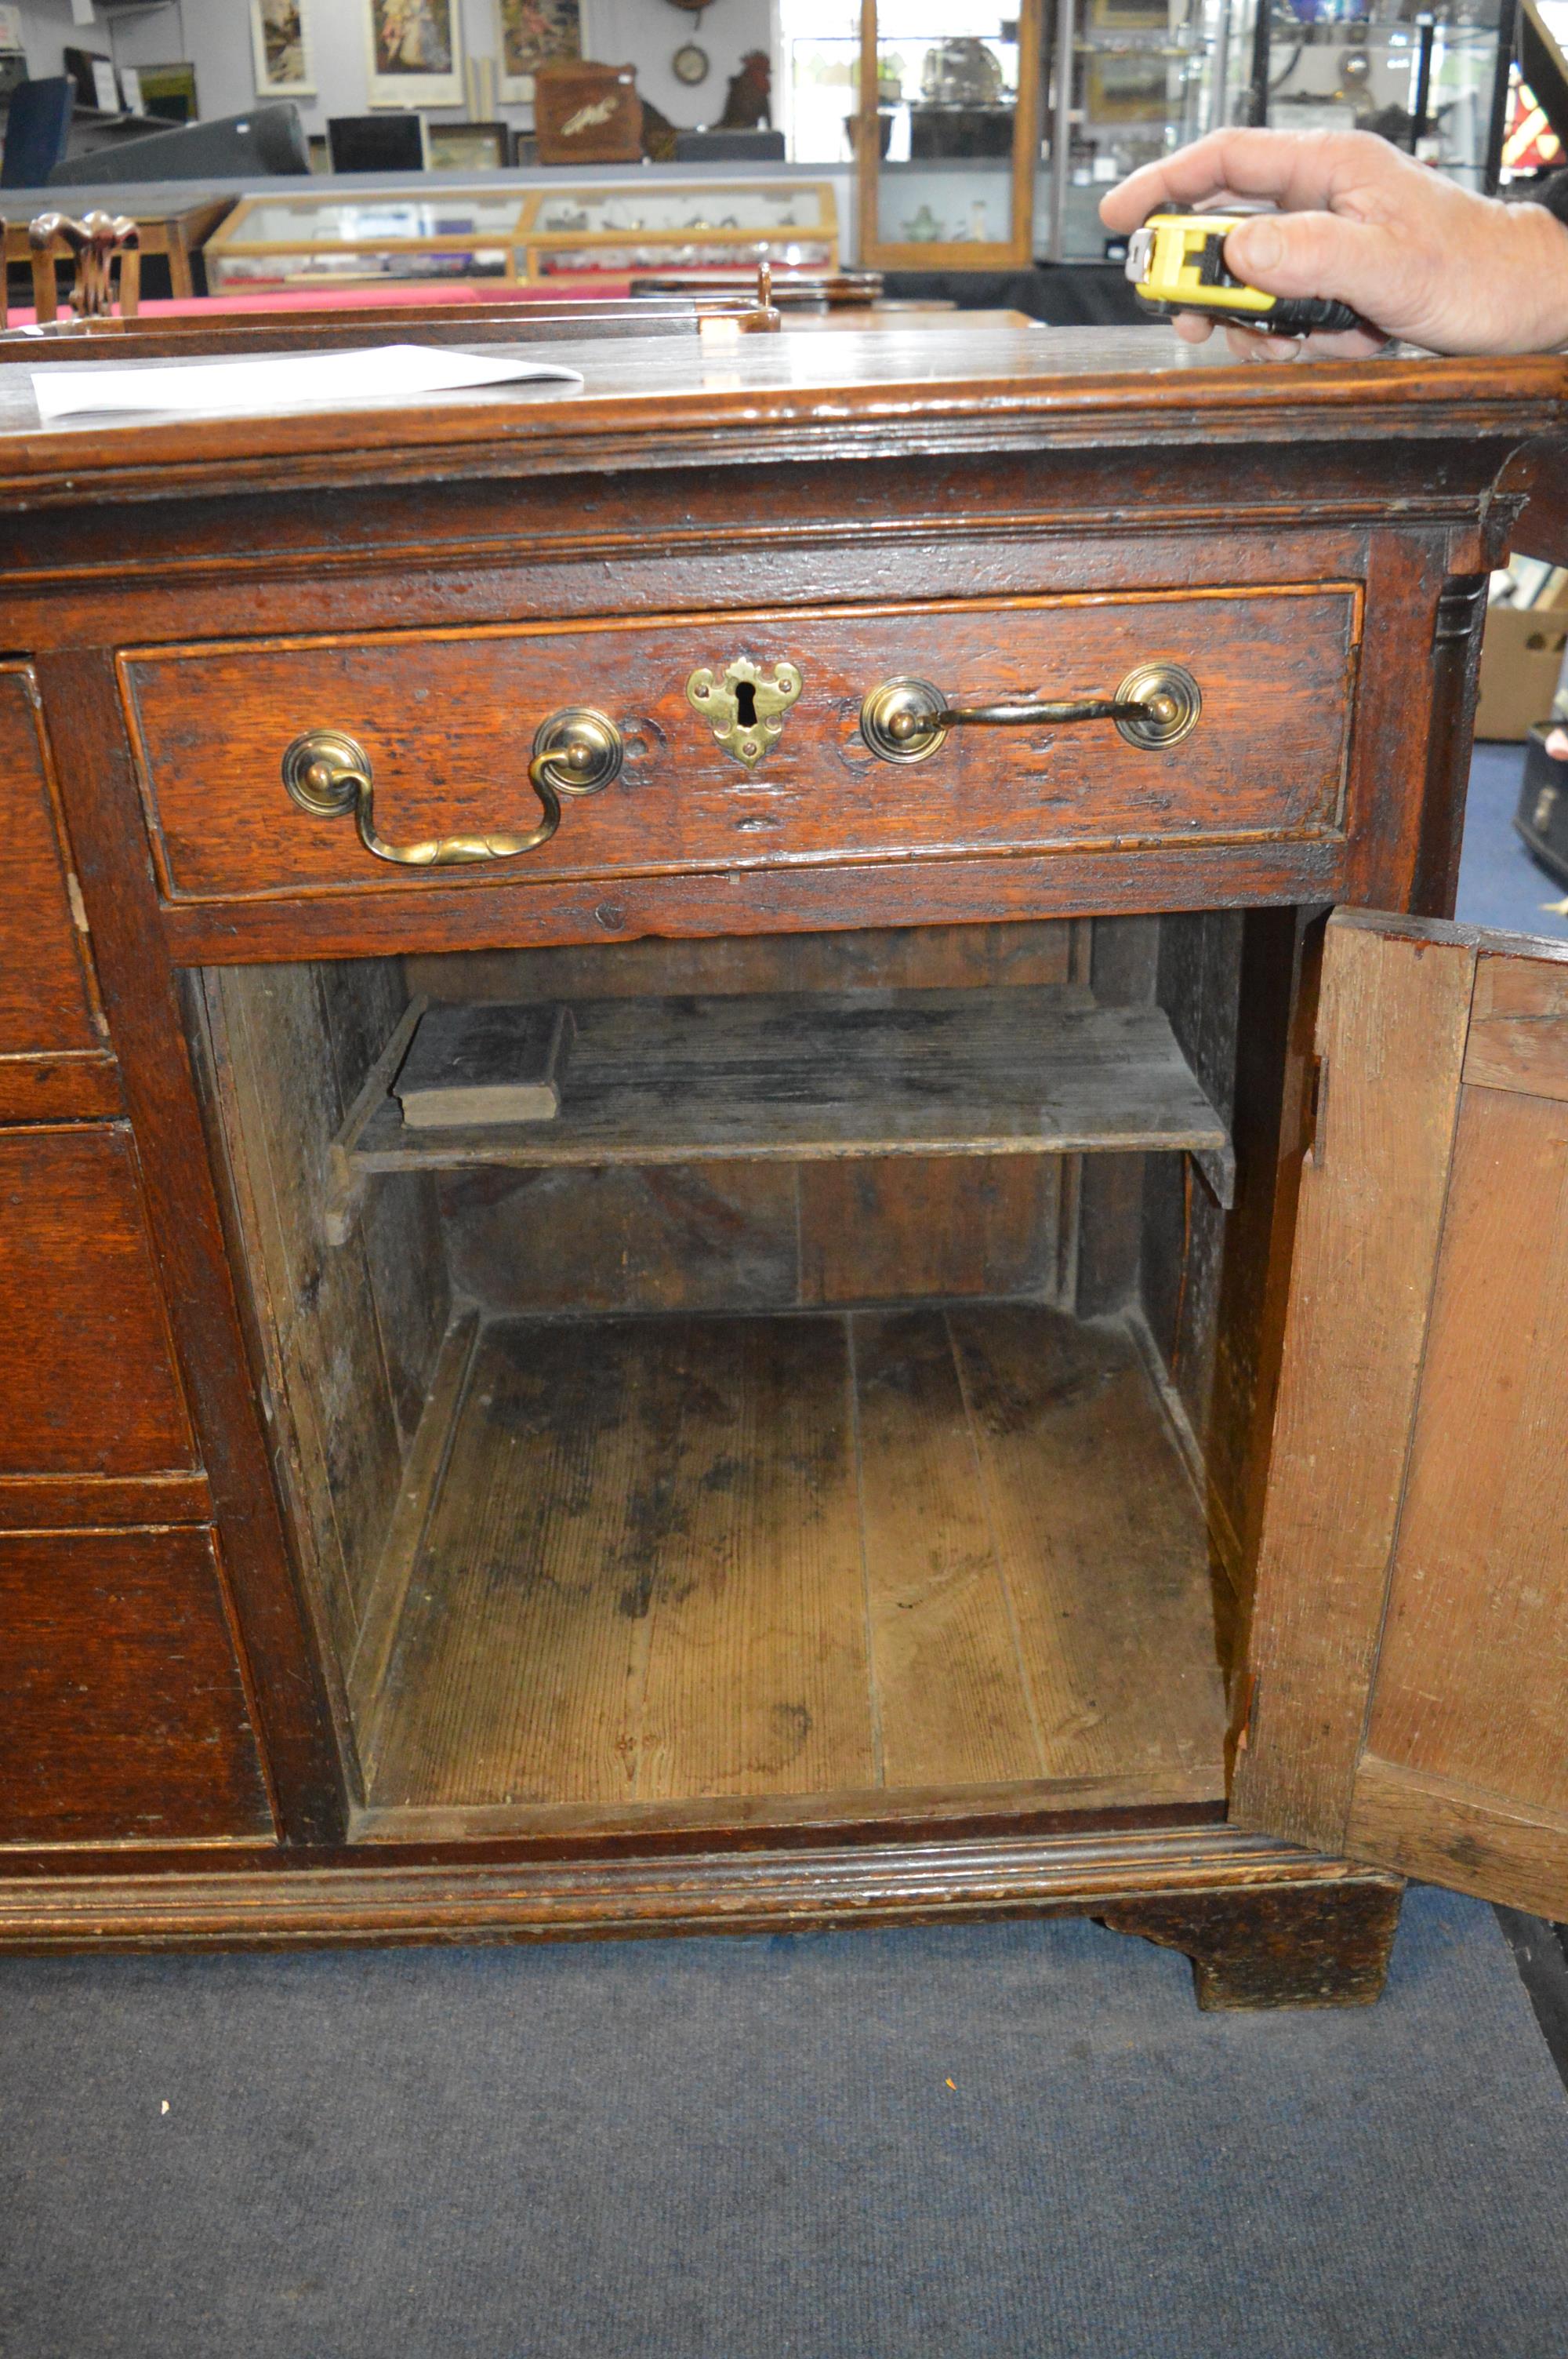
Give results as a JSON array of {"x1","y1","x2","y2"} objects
[
  {"x1": 2, "y1": 318, "x2": 1567, "y2": 1999},
  {"x1": 203, "y1": 182, "x2": 839, "y2": 293},
  {"x1": 855, "y1": 0, "x2": 1044, "y2": 268}
]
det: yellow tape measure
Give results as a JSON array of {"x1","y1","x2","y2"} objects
[{"x1": 1126, "y1": 212, "x2": 1359, "y2": 338}]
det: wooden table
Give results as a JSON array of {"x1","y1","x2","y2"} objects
[
  {"x1": 1, "y1": 321, "x2": 1566, "y2": 1991},
  {"x1": 776, "y1": 305, "x2": 1032, "y2": 331},
  {"x1": 2, "y1": 192, "x2": 234, "y2": 300}
]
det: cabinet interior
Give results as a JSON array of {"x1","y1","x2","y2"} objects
[{"x1": 187, "y1": 913, "x2": 1250, "y2": 1837}]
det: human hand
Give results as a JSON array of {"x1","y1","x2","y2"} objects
[{"x1": 1100, "y1": 128, "x2": 1568, "y2": 362}]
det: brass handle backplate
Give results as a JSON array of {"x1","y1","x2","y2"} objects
[
  {"x1": 858, "y1": 662, "x2": 1202, "y2": 763},
  {"x1": 281, "y1": 708, "x2": 622, "y2": 868}
]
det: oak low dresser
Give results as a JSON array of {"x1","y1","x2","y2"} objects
[{"x1": 2, "y1": 320, "x2": 1566, "y2": 2000}]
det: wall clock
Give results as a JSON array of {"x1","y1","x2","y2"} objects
[{"x1": 673, "y1": 40, "x2": 710, "y2": 85}]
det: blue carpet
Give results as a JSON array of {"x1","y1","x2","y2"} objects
[
  {"x1": 2, "y1": 1886, "x2": 1566, "y2": 2358},
  {"x1": 1456, "y1": 741, "x2": 1568, "y2": 937},
  {"x1": 6, "y1": 747, "x2": 1567, "y2": 2357}
]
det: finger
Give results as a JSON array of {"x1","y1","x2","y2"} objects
[
  {"x1": 1099, "y1": 139, "x2": 1233, "y2": 230},
  {"x1": 1098, "y1": 126, "x2": 1382, "y2": 231},
  {"x1": 1292, "y1": 324, "x2": 1392, "y2": 360},
  {"x1": 1098, "y1": 134, "x2": 1240, "y2": 230},
  {"x1": 1223, "y1": 324, "x2": 1286, "y2": 362},
  {"x1": 1171, "y1": 311, "x2": 1216, "y2": 344},
  {"x1": 1223, "y1": 320, "x2": 1388, "y2": 364},
  {"x1": 1225, "y1": 209, "x2": 1403, "y2": 336},
  {"x1": 1102, "y1": 179, "x2": 1251, "y2": 231}
]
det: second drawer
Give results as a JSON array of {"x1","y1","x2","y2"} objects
[{"x1": 0, "y1": 1125, "x2": 196, "y2": 1478}]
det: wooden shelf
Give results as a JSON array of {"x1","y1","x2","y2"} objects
[
  {"x1": 328, "y1": 987, "x2": 1234, "y2": 1242},
  {"x1": 358, "y1": 1301, "x2": 1229, "y2": 1826}
]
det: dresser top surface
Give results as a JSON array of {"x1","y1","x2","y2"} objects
[{"x1": 0, "y1": 322, "x2": 1561, "y2": 505}]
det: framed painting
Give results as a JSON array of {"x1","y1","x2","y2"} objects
[
  {"x1": 426, "y1": 119, "x2": 510, "y2": 169},
  {"x1": 365, "y1": 0, "x2": 465, "y2": 109},
  {"x1": 498, "y1": 0, "x2": 583, "y2": 104},
  {"x1": 134, "y1": 61, "x2": 198, "y2": 122},
  {"x1": 251, "y1": 0, "x2": 315, "y2": 100}
]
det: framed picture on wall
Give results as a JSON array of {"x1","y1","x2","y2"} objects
[
  {"x1": 497, "y1": 0, "x2": 583, "y2": 105},
  {"x1": 136, "y1": 62, "x2": 199, "y2": 122},
  {"x1": 366, "y1": 0, "x2": 465, "y2": 109},
  {"x1": 426, "y1": 120, "x2": 510, "y2": 169},
  {"x1": 251, "y1": 0, "x2": 315, "y2": 100}
]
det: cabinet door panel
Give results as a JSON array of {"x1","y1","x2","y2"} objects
[
  {"x1": 0, "y1": 1524, "x2": 272, "y2": 1842},
  {"x1": 1236, "y1": 912, "x2": 1568, "y2": 1919},
  {"x1": 0, "y1": 1126, "x2": 197, "y2": 1476}
]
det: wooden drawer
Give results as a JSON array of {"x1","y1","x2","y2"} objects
[
  {"x1": 121, "y1": 587, "x2": 1359, "y2": 905},
  {"x1": 0, "y1": 1126, "x2": 196, "y2": 1478},
  {"x1": 0, "y1": 665, "x2": 119, "y2": 1119},
  {"x1": 0, "y1": 1523, "x2": 272, "y2": 1841}
]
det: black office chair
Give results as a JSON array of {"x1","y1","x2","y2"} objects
[
  {"x1": 673, "y1": 129, "x2": 786, "y2": 163},
  {"x1": 1, "y1": 77, "x2": 74, "y2": 190},
  {"x1": 51, "y1": 104, "x2": 310, "y2": 184},
  {"x1": 328, "y1": 114, "x2": 426, "y2": 173}
]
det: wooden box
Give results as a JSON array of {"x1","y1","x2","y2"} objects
[
  {"x1": 1475, "y1": 599, "x2": 1568, "y2": 740},
  {"x1": 532, "y1": 61, "x2": 643, "y2": 166}
]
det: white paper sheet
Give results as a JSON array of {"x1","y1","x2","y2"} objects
[{"x1": 30, "y1": 342, "x2": 585, "y2": 425}]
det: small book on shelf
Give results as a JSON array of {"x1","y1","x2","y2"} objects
[{"x1": 394, "y1": 1002, "x2": 572, "y2": 1129}]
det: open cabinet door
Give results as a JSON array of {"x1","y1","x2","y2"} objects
[{"x1": 1235, "y1": 907, "x2": 1568, "y2": 1919}]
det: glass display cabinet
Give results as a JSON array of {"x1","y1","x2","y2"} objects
[
  {"x1": 854, "y1": 0, "x2": 1046, "y2": 267},
  {"x1": 522, "y1": 182, "x2": 839, "y2": 278},
  {"x1": 204, "y1": 184, "x2": 840, "y2": 293},
  {"x1": 1044, "y1": 0, "x2": 1512, "y2": 261},
  {"x1": 1046, "y1": 0, "x2": 1258, "y2": 260},
  {"x1": 205, "y1": 191, "x2": 530, "y2": 293},
  {"x1": 1256, "y1": 0, "x2": 1511, "y2": 187}
]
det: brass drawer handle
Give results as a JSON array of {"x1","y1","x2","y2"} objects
[
  {"x1": 859, "y1": 662, "x2": 1201, "y2": 763},
  {"x1": 281, "y1": 709, "x2": 622, "y2": 868}
]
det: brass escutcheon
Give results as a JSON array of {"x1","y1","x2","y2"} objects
[{"x1": 686, "y1": 657, "x2": 802, "y2": 770}]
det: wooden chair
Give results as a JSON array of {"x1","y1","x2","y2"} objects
[{"x1": 24, "y1": 210, "x2": 140, "y2": 326}]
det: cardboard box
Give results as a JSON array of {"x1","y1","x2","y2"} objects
[{"x1": 1475, "y1": 602, "x2": 1568, "y2": 741}]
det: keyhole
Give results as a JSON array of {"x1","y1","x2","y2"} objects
[{"x1": 734, "y1": 679, "x2": 758, "y2": 729}]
